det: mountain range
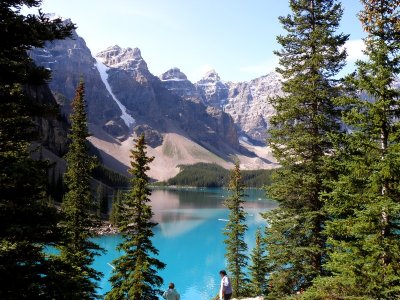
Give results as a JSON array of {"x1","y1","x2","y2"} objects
[{"x1": 30, "y1": 18, "x2": 281, "y2": 180}]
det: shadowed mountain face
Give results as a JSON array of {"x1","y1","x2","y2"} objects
[
  {"x1": 25, "y1": 84, "x2": 69, "y2": 156},
  {"x1": 29, "y1": 25, "x2": 127, "y2": 139}
]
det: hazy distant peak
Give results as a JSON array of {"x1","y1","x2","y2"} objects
[
  {"x1": 97, "y1": 45, "x2": 142, "y2": 59},
  {"x1": 201, "y1": 69, "x2": 221, "y2": 82},
  {"x1": 159, "y1": 67, "x2": 188, "y2": 81},
  {"x1": 105, "y1": 45, "x2": 121, "y2": 52},
  {"x1": 129, "y1": 47, "x2": 143, "y2": 59},
  {"x1": 96, "y1": 45, "x2": 148, "y2": 72},
  {"x1": 249, "y1": 71, "x2": 282, "y2": 84}
]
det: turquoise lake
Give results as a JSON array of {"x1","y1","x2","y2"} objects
[{"x1": 93, "y1": 188, "x2": 277, "y2": 299}]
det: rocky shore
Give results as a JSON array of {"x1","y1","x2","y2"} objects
[{"x1": 93, "y1": 220, "x2": 119, "y2": 235}]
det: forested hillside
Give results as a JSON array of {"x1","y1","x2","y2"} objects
[{"x1": 165, "y1": 163, "x2": 273, "y2": 187}]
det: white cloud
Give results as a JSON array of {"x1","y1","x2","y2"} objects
[{"x1": 342, "y1": 39, "x2": 366, "y2": 62}]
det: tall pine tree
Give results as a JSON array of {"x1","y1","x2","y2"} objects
[
  {"x1": 224, "y1": 161, "x2": 248, "y2": 298},
  {"x1": 58, "y1": 81, "x2": 103, "y2": 299},
  {"x1": 106, "y1": 134, "x2": 165, "y2": 300},
  {"x1": 308, "y1": 1, "x2": 400, "y2": 298},
  {"x1": 0, "y1": 1, "x2": 74, "y2": 298},
  {"x1": 248, "y1": 228, "x2": 268, "y2": 297},
  {"x1": 262, "y1": 0, "x2": 348, "y2": 297},
  {"x1": 110, "y1": 189, "x2": 124, "y2": 227},
  {"x1": 96, "y1": 183, "x2": 108, "y2": 216}
]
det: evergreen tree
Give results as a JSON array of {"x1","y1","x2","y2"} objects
[
  {"x1": 110, "y1": 189, "x2": 124, "y2": 226},
  {"x1": 106, "y1": 134, "x2": 165, "y2": 300},
  {"x1": 262, "y1": 0, "x2": 348, "y2": 297},
  {"x1": 58, "y1": 81, "x2": 103, "y2": 299},
  {"x1": 223, "y1": 161, "x2": 248, "y2": 298},
  {"x1": 96, "y1": 183, "x2": 108, "y2": 216},
  {"x1": 307, "y1": 1, "x2": 400, "y2": 298},
  {"x1": 0, "y1": 1, "x2": 73, "y2": 298},
  {"x1": 248, "y1": 228, "x2": 268, "y2": 297},
  {"x1": 55, "y1": 170, "x2": 65, "y2": 202},
  {"x1": 47, "y1": 166, "x2": 65, "y2": 203}
]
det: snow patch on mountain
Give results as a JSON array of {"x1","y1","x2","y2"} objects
[
  {"x1": 95, "y1": 57, "x2": 135, "y2": 128},
  {"x1": 160, "y1": 78, "x2": 187, "y2": 82}
]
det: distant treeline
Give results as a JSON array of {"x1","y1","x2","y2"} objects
[
  {"x1": 92, "y1": 165, "x2": 130, "y2": 188},
  {"x1": 164, "y1": 163, "x2": 274, "y2": 188}
]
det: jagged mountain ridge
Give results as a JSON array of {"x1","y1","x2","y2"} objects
[
  {"x1": 94, "y1": 45, "x2": 240, "y2": 150},
  {"x1": 30, "y1": 23, "x2": 277, "y2": 180},
  {"x1": 159, "y1": 68, "x2": 283, "y2": 144}
]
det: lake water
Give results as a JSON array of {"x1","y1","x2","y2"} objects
[{"x1": 94, "y1": 188, "x2": 277, "y2": 299}]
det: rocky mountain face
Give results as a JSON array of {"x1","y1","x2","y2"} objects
[
  {"x1": 224, "y1": 73, "x2": 282, "y2": 143},
  {"x1": 95, "y1": 45, "x2": 240, "y2": 151},
  {"x1": 196, "y1": 70, "x2": 229, "y2": 108},
  {"x1": 159, "y1": 68, "x2": 202, "y2": 101},
  {"x1": 29, "y1": 18, "x2": 280, "y2": 179},
  {"x1": 25, "y1": 84, "x2": 69, "y2": 156},
  {"x1": 160, "y1": 69, "x2": 282, "y2": 144},
  {"x1": 29, "y1": 22, "x2": 128, "y2": 139},
  {"x1": 30, "y1": 26, "x2": 256, "y2": 179}
]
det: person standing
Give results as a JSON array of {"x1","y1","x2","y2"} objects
[
  {"x1": 219, "y1": 270, "x2": 233, "y2": 300},
  {"x1": 163, "y1": 282, "x2": 180, "y2": 300}
]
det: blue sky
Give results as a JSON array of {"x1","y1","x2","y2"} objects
[{"x1": 27, "y1": 0, "x2": 366, "y2": 82}]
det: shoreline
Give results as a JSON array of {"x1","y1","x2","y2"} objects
[{"x1": 93, "y1": 220, "x2": 119, "y2": 236}]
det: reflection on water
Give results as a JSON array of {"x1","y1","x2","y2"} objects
[{"x1": 94, "y1": 188, "x2": 277, "y2": 299}]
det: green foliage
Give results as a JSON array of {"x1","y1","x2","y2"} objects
[
  {"x1": 309, "y1": 1, "x2": 400, "y2": 298},
  {"x1": 249, "y1": 228, "x2": 269, "y2": 297},
  {"x1": 96, "y1": 184, "x2": 108, "y2": 215},
  {"x1": 47, "y1": 166, "x2": 65, "y2": 203},
  {"x1": 264, "y1": 0, "x2": 348, "y2": 297},
  {"x1": 92, "y1": 164, "x2": 130, "y2": 188},
  {"x1": 0, "y1": 1, "x2": 74, "y2": 298},
  {"x1": 58, "y1": 81, "x2": 103, "y2": 299},
  {"x1": 166, "y1": 162, "x2": 273, "y2": 187},
  {"x1": 109, "y1": 189, "x2": 124, "y2": 226},
  {"x1": 168, "y1": 163, "x2": 226, "y2": 187},
  {"x1": 106, "y1": 134, "x2": 166, "y2": 300},
  {"x1": 242, "y1": 169, "x2": 273, "y2": 188},
  {"x1": 223, "y1": 162, "x2": 249, "y2": 298}
]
